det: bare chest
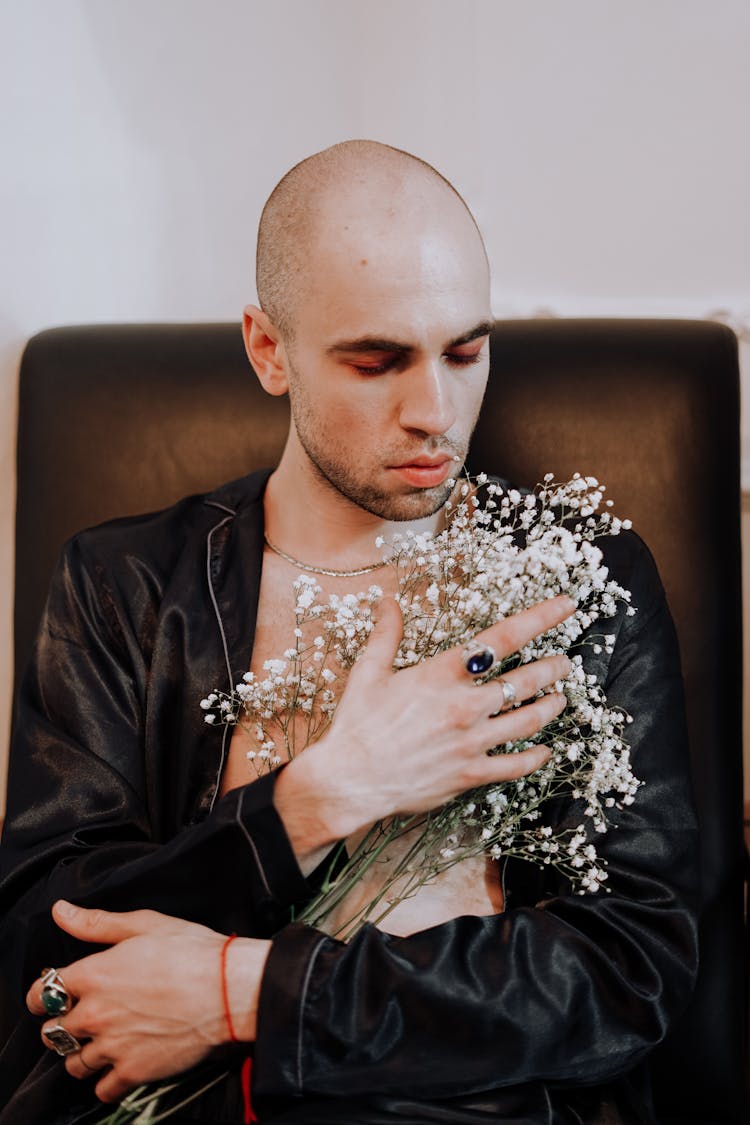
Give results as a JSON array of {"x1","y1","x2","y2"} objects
[
  {"x1": 219, "y1": 556, "x2": 393, "y2": 794},
  {"x1": 219, "y1": 567, "x2": 307, "y2": 794},
  {"x1": 217, "y1": 554, "x2": 504, "y2": 933}
]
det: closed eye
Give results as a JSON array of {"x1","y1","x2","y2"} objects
[
  {"x1": 444, "y1": 341, "x2": 487, "y2": 367},
  {"x1": 348, "y1": 342, "x2": 487, "y2": 376},
  {"x1": 350, "y1": 353, "x2": 406, "y2": 376},
  {"x1": 444, "y1": 350, "x2": 484, "y2": 367}
]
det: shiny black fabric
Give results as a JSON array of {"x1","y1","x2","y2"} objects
[{"x1": 0, "y1": 470, "x2": 699, "y2": 1124}]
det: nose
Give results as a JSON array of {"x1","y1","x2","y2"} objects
[{"x1": 398, "y1": 358, "x2": 456, "y2": 436}]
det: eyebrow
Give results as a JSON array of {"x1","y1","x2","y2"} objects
[{"x1": 326, "y1": 319, "x2": 494, "y2": 356}]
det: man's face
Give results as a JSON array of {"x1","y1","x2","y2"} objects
[{"x1": 280, "y1": 201, "x2": 492, "y2": 522}]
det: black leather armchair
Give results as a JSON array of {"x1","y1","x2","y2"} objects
[{"x1": 11, "y1": 319, "x2": 748, "y2": 1123}]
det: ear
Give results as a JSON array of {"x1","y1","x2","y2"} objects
[{"x1": 242, "y1": 305, "x2": 290, "y2": 396}]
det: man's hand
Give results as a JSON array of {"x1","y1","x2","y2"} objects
[
  {"x1": 275, "y1": 594, "x2": 575, "y2": 865},
  {"x1": 26, "y1": 900, "x2": 270, "y2": 1103}
]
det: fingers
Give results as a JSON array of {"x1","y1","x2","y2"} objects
[
  {"x1": 485, "y1": 690, "x2": 567, "y2": 746},
  {"x1": 475, "y1": 692, "x2": 566, "y2": 780},
  {"x1": 481, "y1": 653, "x2": 571, "y2": 716},
  {"x1": 51, "y1": 899, "x2": 161, "y2": 945},
  {"x1": 39, "y1": 1021, "x2": 83, "y2": 1057},
  {"x1": 351, "y1": 596, "x2": 403, "y2": 682},
  {"x1": 64, "y1": 1040, "x2": 109, "y2": 1081},
  {"x1": 30, "y1": 909, "x2": 229, "y2": 1102},
  {"x1": 362, "y1": 594, "x2": 573, "y2": 686},
  {"x1": 27, "y1": 974, "x2": 65, "y2": 1016},
  {"x1": 38, "y1": 1003, "x2": 156, "y2": 1102},
  {"x1": 476, "y1": 594, "x2": 576, "y2": 664},
  {"x1": 484, "y1": 740, "x2": 552, "y2": 783},
  {"x1": 457, "y1": 692, "x2": 566, "y2": 790},
  {"x1": 37, "y1": 1002, "x2": 106, "y2": 1076},
  {"x1": 93, "y1": 1067, "x2": 132, "y2": 1104},
  {"x1": 58, "y1": 1034, "x2": 130, "y2": 1103},
  {"x1": 27, "y1": 901, "x2": 166, "y2": 1015},
  {"x1": 38, "y1": 993, "x2": 137, "y2": 1102}
]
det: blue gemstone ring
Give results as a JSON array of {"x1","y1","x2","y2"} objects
[
  {"x1": 463, "y1": 643, "x2": 496, "y2": 677},
  {"x1": 40, "y1": 967, "x2": 72, "y2": 1017}
]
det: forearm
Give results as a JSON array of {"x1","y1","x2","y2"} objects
[
  {"x1": 25, "y1": 903, "x2": 273, "y2": 1103},
  {"x1": 1, "y1": 769, "x2": 310, "y2": 1002},
  {"x1": 273, "y1": 749, "x2": 348, "y2": 876},
  {"x1": 255, "y1": 535, "x2": 699, "y2": 1098},
  {"x1": 254, "y1": 869, "x2": 696, "y2": 1099}
]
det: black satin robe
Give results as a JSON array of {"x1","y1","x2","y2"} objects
[{"x1": 0, "y1": 469, "x2": 699, "y2": 1124}]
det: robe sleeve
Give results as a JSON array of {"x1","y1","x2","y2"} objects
[
  {"x1": 252, "y1": 532, "x2": 700, "y2": 1098},
  {"x1": 0, "y1": 533, "x2": 308, "y2": 1015}
]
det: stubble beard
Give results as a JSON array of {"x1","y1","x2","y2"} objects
[
  {"x1": 289, "y1": 389, "x2": 469, "y2": 522},
  {"x1": 298, "y1": 424, "x2": 460, "y2": 521},
  {"x1": 284, "y1": 346, "x2": 489, "y2": 519}
]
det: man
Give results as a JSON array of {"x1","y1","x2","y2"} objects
[{"x1": 0, "y1": 141, "x2": 698, "y2": 1124}]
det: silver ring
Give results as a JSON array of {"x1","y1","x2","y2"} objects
[
  {"x1": 40, "y1": 967, "x2": 72, "y2": 1016},
  {"x1": 79, "y1": 1052, "x2": 100, "y2": 1072},
  {"x1": 463, "y1": 643, "x2": 496, "y2": 677},
  {"x1": 498, "y1": 678, "x2": 517, "y2": 707},
  {"x1": 43, "y1": 1023, "x2": 81, "y2": 1057}
]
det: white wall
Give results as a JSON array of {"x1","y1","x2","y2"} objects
[{"x1": 2, "y1": 0, "x2": 749, "y2": 813}]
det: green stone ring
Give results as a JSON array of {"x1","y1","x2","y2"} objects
[{"x1": 40, "y1": 967, "x2": 72, "y2": 1016}]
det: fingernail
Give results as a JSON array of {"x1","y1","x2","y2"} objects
[
  {"x1": 559, "y1": 596, "x2": 576, "y2": 611},
  {"x1": 54, "y1": 900, "x2": 75, "y2": 917}
]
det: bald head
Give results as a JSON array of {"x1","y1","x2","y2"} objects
[{"x1": 256, "y1": 140, "x2": 488, "y2": 341}]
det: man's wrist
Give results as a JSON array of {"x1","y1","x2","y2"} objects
[
  {"x1": 273, "y1": 743, "x2": 362, "y2": 871},
  {"x1": 225, "y1": 937, "x2": 271, "y2": 1043}
]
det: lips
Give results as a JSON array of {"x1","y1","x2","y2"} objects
[
  {"x1": 389, "y1": 457, "x2": 454, "y2": 488},
  {"x1": 399, "y1": 456, "x2": 451, "y2": 468}
]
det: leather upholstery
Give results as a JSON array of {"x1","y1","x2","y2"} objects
[{"x1": 12, "y1": 319, "x2": 747, "y2": 1121}]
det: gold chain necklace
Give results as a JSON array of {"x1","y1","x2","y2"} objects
[{"x1": 263, "y1": 534, "x2": 390, "y2": 578}]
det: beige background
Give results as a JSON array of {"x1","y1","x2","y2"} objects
[{"x1": 1, "y1": 0, "x2": 749, "y2": 814}]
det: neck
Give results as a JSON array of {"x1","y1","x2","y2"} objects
[{"x1": 264, "y1": 441, "x2": 453, "y2": 570}]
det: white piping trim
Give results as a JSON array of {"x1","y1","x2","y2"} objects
[
  {"x1": 235, "y1": 787, "x2": 273, "y2": 897},
  {"x1": 296, "y1": 936, "x2": 329, "y2": 1092},
  {"x1": 206, "y1": 514, "x2": 234, "y2": 814}
]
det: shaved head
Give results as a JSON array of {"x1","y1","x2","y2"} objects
[
  {"x1": 246, "y1": 140, "x2": 492, "y2": 525},
  {"x1": 256, "y1": 140, "x2": 488, "y2": 341}
]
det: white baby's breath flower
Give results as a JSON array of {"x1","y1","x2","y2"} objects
[{"x1": 199, "y1": 471, "x2": 638, "y2": 935}]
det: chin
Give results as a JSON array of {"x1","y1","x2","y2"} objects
[
  {"x1": 358, "y1": 483, "x2": 453, "y2": 522},
  {"x1": 306, "y1": 452, "x2": 457, "y2": 522}
]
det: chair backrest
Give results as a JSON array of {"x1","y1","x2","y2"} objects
[{"x1": 13, "y1": 320, "x2": 746, "y2": 1122}]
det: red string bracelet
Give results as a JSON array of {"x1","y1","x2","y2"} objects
[
  {"x1": 220, "y1": 933, "x2": 239, "y2": 1042},
  {"x1": 220, "y1": 934, "x2": 258, "y2": 1122},
  {"x1": 241, "y1": 1056, "x2": 258, "y2": 1124}
]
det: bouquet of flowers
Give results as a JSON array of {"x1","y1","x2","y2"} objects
[
  {"x1": 201, "y1": 472, "x2": 639, "y2": 939},
  {"x1": 95, "y1": 472, "x2": 640, "y2": 1122}
]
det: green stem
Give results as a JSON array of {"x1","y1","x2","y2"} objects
[
  {"x1": 147, "y1": 1071, "x2": 228, "y2": 1122},
  {"x1": 329, "y1": 814, "x2": 448, "y2": 939},
  {"x1": 297, "y1": 815, "x2": 426, "y2": 930},
  {"x1": 92, "y1": 1071, "x2": 229, "y2": 1125}
]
